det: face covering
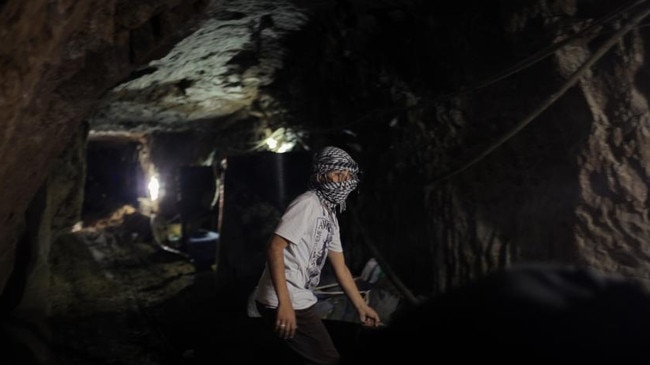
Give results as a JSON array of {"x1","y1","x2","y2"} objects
[{"x1": 308, "y1": 146, "x2": 360, "y2": 212}]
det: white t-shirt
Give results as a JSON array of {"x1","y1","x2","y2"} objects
[{"x1": 254, "y1": 190, "x2": 342, "y2": 310}]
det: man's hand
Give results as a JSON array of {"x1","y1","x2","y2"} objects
[
  {"x1": 359, "y1": 306, "x2": 381, "y2": 327},
  {"x1": 275, "y1": 303, "x2": 297, "y2": 339}
]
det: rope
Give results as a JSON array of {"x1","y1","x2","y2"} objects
[
  {"x1": 303, "y1": 0, "x2": 646, "y2": 134},
  {"x1": 440, "y1": 0, "x2": 646, "y2": 99},
  {"x1": 349, "y1": 205, "x2": 421, "y2": 306},
  {"x1": 425, "y1": 0, "x2": 650, "y2": 189}
]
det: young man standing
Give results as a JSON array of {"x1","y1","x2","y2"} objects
[{"x1": 254, "y1": 146, "x2": 381, "y2": 365}]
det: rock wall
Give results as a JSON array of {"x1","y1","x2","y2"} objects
[
  {"x1": 271, "y1": 0, "x2": 650, "y2": 296},
  {"x1": 430, "y1": 0, "x2": 650, "y2": 291},
  {"x1": 0, "y1": 0, "x2": 209, "y2": 298}
]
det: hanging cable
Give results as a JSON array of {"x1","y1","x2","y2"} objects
[
  {"x1": 438, "y1": 0, "x2": 646, "y2": 100},
  {"x1": 304, "y1": 0, "x2": 646, "y2": 135},
  {"x1": 349, "y1": 205, "x2": 421, "y2": 306},
  {"x1": 425, "y1": 1, "x2": 650, "y2": 189}
]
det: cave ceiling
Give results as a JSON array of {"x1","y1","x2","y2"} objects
[{"x1": 89, "y1": 0, "x2": 307, "y2": 137}]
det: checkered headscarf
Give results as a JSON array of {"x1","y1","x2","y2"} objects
[{"x1": 308, "y1": 146, "x2": 359, "y2": 212}]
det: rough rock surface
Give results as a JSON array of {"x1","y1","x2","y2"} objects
[
  {"x1": 0, "y1": 0, "x2": 209, "y2": 296},
  {"x1": 5, "y1": 0, "x2": 650, "y2": 363}
]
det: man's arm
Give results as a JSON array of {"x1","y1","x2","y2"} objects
[
  {"x1": 267, "y1": 234, "x2": 296, "y2": 338},
  {"x1": 328, "y1": 250, "x2": 381, "y2": 327}
]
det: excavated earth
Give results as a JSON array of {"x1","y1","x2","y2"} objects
[
  {"x1": 48, "y1": 207, "x2": 268, "y2": 365},
  {"x1": 47, "y1": 206, "x2": 383, "y2": 365}
]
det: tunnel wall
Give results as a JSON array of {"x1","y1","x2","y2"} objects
[
  {"x1": 0, "y1": 0, "x2": 209, "y2": 297},
  {"x1": 270, "y1": 0, "x2": 650, "y2": 296}
]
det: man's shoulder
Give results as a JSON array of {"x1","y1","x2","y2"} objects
[
  {"x1": 290, "y1": 190, "x2": 319, "y2": 204},
  {"x1": 283, "y1": 191, "x2": 320, "y2": 215}
]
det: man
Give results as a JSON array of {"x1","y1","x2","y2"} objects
[{"x1": 254, "y1": 146, "x2": 380, "y2": 365}]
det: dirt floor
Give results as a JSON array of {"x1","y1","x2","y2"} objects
[
  {"x1": 44, "y1": 204, "x2": 650, "y2": 364},
  {"x1": 47, "y1": 206, "x2": 388, "y2": 365}
]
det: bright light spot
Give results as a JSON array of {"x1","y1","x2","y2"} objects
[
  {"x1": 265, "y1": 136, "x2": 278, "y2": 150},
  {"x1": 262, "y1": 127, "x2": 301, "y2": 153},
  {"x1": 148, "y1": 176, "x2": 160, "y2": 201},
  {"x1": 277, "y1": 142, "x2": 294, "y2": 153},
  {"x1": 71, "y1": 221, "x2": 83, "y2": 232}
]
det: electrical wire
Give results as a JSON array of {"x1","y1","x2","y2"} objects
[
  {"x1": 304, "y1": 0, "x2": 647, "y2": 135},
  {"x1": 425, "y1": 0, "x2": 650, "y2": 189}
]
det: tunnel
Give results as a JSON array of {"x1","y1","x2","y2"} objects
[{"x1": 3, "y1": 0, "x2": 650, "y2": 364}]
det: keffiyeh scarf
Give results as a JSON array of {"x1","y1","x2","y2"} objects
[{"x1": 308, "y1": 146, "x2": 360, "y2": 212}]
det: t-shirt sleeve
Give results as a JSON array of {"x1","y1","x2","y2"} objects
[
  {"x1": 328, "y1": 220, "x2": 342, "y2": 252},
  {"x1": 275, "y1": 195, "x2": 313, "y2": 245}
]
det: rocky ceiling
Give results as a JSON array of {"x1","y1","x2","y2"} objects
[{"x1": 89, "y1": 0, "x2": 308, "y2": 136}]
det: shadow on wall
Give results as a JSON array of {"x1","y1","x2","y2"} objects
[
  {"x1": 344, "y1": 263, "x2": 650, "y2": 364},
  {"x1": 215, "y1": 151, "x2": 312, "y2": 295}
]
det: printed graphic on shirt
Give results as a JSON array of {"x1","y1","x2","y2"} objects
[{"x1": 306, "y1": 217, "x2": 333, "y2": 289}]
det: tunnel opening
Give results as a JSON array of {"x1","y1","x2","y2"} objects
[{"x1": 82, "y1": 138, "x2": 147, "y2": 226}]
